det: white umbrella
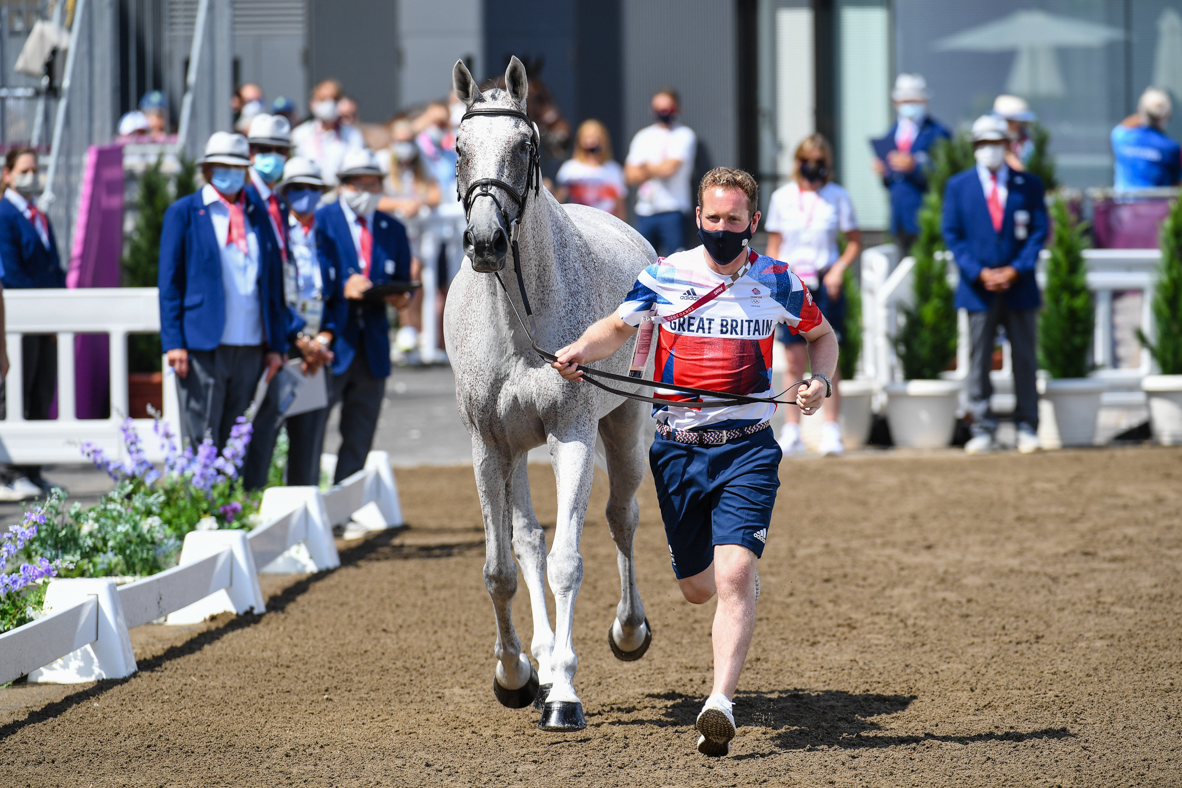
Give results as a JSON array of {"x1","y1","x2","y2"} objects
[
  {"x1": 1153, "y1": 8, "x2": 1182, "y2": 100},
  {"x1": 934, "y1": 9, "x2": 1124, "y2": 98}
]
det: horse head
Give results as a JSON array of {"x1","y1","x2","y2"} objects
[{"x1": 453, "y1": 56, "x2": 540, "y2": 273}]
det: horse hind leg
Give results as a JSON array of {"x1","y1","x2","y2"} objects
[
  {"x1": 473, "y1": 443, "x2": 539, "y2": 709},
  {"x1": 599, "y1": 399, "x2": 652, "y2": 661},
  {"x1": 509, "y1": 456, "x2": 556, "y2": 707}
]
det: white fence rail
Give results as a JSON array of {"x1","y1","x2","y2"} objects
[
  {"x1": 0, "y1": 450, "x2": 404, "y2": 686},
  {"x1": 860, "y1": 244, "x2": 1161, "y2": 410}
]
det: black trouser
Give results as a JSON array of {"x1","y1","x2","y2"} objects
[
  {"x1": 328, "y1": 352, "x2": 385, "y2": 484},
  {"x1": 0, "y1": 334, "x2": 57, "y2": 481},
  {"x1": 175, "y1": 344, "x2": 265, "y2": 450},
  {"x1": 242, "y1": 365, "x2": 332, "y2": 490}
]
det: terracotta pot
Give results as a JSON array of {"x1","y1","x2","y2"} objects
[{"x1": 128, "y1": 372, "x2": 163, "y2": 418}]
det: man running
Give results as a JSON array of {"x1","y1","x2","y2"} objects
[{"x1": 552, "y1": 167, "x2": 838, "y2": 756}]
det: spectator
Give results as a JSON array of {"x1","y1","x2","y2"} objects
[
  {"x1": 764, "y1": 134, "x2": 862, "y2": 456},
  {"x1": 316, "y1": 149, "x2": 412, "y2": 482},
  {"x1": 992, "y1": 94, "x2": 1036, "y2": 172},
  {"x1": 413, "y1": 101, "x2": 458, "y2": 197},
  {"x1": 555, "y1": 119, "x2": 626, "y2": 219},
  {"x1": 251, "y1": 157, "x2": 339, "y2": 487},
  {"x1": 292, "y1": 79, "x2": 364, "y2": 188},
  {"x1": 0, "y1": 147, "x2": 64, "y2": 499},
  {"x1": 625, "y1": 88, "x2": 697, "y2": 257},
  {"x1": 271, "y1": 96, "x2": 298, "y2": 127},
  {"x1": 943, "y1": 115, "x2": 1048, "y2": 455},
  {"x1": 338, "y1": 96, "x2": 359, "y2": 129},
  {"x1": 116, "y1": 111, "x2": 150, "y2": 140},
  {"x1": 872, "y1": 74, "x2": 950, "y2": 256},
  {"x1": 139, "y1": 90, "x2": 169, "y2": 139},
  {"x1": 1112, "y1": 87, "x2": 1181, "y2": 190},
  {"x1": 158, "y1": 132, "x2": 289, "y2": 451},
  {"x1": 232, "y1": 82, "x2": 264, "y2": 129}
]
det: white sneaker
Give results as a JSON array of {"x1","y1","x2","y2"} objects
[
  {"x1": 0, "y1": 476, "x2": 41, "y2": 501},
  {"x1": 964, "y1": 433, "x2": 996, "y2": 455},
  {"x1": 778, "y1": 425, "x2": 807, "y2": 456},
  {"x1": 696, "y1": 694, "x2": 736, "y2": 757},
  {"x1": 818, "y1": 423, "x2": 844, "y2": 456},
  {"x1": 394, "y1": 325, "x2": 418, "y2": 353},
  {"x1": 1017, "y1": 429, "x2": 1041, "y2": 454}
]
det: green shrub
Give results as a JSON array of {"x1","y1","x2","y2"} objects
[
  {"x1": 894, "y1": 183, "x2": 959, "y2": 381},
  {"x1": 1139, "y1": 197, "x2": 1182, "y2": 374},
  {"x1": 839, "y1": 266, "x2": 861, "y2": 381},
  {"x1": 1025, "y1": 122, "x2": 1057, "y2": 192},
  {"x1": 1039, "y1": 198, "x2": 1093, "y2": 378}
]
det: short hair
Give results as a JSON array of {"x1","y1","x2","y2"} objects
[
  {"x1": 653, "y1": 87, "x2": 680, "y2": 106},
  {"x1": 5, "y1": 147, "x2": 36, "y2": 172},
  {"x1": 793, "y1": 134, "x2": 834, "y2": 185},
  {"x1": 697, "y1": 167, "x2": 758, "y2": 215},
  {"x1": 312, "y1": 79, "x2": 343, "y2": 100}
]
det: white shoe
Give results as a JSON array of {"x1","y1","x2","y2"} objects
[
  {"x1": 964, "y1": 433, "x2": 996, "y2": 455},
  {"x1": 696, "y1": 695, "x2": 736, "y2": 757},
  {"x1": 0, "y1": 476, "x2": 41, "y2": 501},
  {"x1": 778, "y1": 425, "x2": 807, "y2": 456},
  {"x1": 393, "y1": 325, "x2": 418, "y2": 353},
  {"x1": 818, "y1": 423, "x2": 844, "y2": 456},
  {"x1": 1017, "y1": 429, "x2": 1041, "y2": 454}
]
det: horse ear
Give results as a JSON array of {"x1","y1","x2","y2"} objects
[
  {"x1": 505, "y1": 55, "x2": 529, "y2": 108},
  {"x1": 453, "y1": 60, "x2": 482, "y2": 107}
]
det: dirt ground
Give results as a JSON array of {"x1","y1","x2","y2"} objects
[{"x1": 1, "y1": 448, "x2": 1181, "y2": 787}]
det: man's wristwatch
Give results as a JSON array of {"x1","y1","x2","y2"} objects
[{"x1": 811, "y1": 374, "x2": 833, "y2": 398}]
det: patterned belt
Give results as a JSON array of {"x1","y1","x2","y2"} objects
[{"x1": 655, "y1": 420, "x2": 771, "y2": 446}]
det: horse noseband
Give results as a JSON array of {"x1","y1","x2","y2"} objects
[{"x1": 457, "y1": 105, "x2": 542, "y2": 240}]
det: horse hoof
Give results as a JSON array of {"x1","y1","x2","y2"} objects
[
  {"x1": 538, "y1": 701, "x2": 586, "y2": 731},
  {"x1": 532, "y1": 682, "x2": 552, "y2": 711},
  {"x1": 608, "y1": 617, "x2": 653, "y2": 662},
  {"x1": 492, "y1": 664, "x2": 540, "y2": 709}
]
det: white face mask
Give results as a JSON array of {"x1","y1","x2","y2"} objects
[
  {"x1": 12, "y1": 171, "x2": 38, "y2": 197},
  {"x1": 342, "y1": 187, "x2": 380, "y2": 216},
  {"x1": 974, "y1": 144, "x2": 1006, "y2": 171},
  {"x1": 897, "y1": 102, "x2": 926, "y2": 123},
  {"x1": 312, "y1": 99, "x2": 339, "y2": 123}
]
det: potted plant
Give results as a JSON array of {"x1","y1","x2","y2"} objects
[
  {"x1": 1139, "y1": 195, "x2": 1182, "y2": 445},
  {"x1": 885, "y1": 186, "x2": 962, "y2": 449},
  {"x1": 1037, "y1": 198, "x2": 1102, "y2": 449}
]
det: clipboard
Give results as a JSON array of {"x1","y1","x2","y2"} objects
[
  {"x1": 281, "y1": 359, "x2": 328, "y2": 417},
  {"x1": 363, "y1": 281, "x2": 421, "y2": 302},
  {"x1": 871, "y1": 134, "x2": 895, "y2": 162}
]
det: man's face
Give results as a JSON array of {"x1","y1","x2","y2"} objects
[
  {"x1": 313, "y1": 84, "x2": 339, "y2": 104},
  {"x1": 697, "y1": 186, "x2": 758, "y2": 234},
  {"x1": 652, "y1": 93, "x2": 678, "y2": 123},
  {"x1": 250, "y1": 143, "x2": 289, "y2": 162},
  {"x1": 342, "y1": 174, "x2": 381, "y2": 194},
  {"x1": 146, "y1": 109, "x2": 167, "y2": 134},
  {"x1": 240, "y1": 83, "x2": 264, "y2": 105},
  {"x1": 338, "y1": 98, "x2": 358, "y2": 125}
]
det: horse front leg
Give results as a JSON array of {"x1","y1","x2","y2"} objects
[
  {"x1": 473, "y1": 440, "x2": 539, "y2": 709},
  {"x1": 509, "y1": 456, "x2": 556, "y2": 698},
  {"x1": 538, "y1": 428, "x2": 596, "y2": 731}
]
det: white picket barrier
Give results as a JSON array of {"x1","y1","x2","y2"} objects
[{"x1": 0, "y1": 450, "x2": 404, "y2": 684}]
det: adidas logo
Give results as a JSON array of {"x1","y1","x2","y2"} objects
[
  {"x1": 753, "y1": 528, "x2": 767, "y2": 544},
  {"x1": 680, "y1": 288, "x2": 699, "y2": 301}
]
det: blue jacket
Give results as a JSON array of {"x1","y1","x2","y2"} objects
[
  {"x1": 880, "y1": 117, "x2": 951, "y2": 237},
  {"x1": 942, "y1": 167, "x2": 1048, "y2": 312},
  {"x1": 0, "y1": 198, "x2": 64, "y2": 289},
  {"x1": 158, "y1": 189, "x2": 290, "y2": 354},
  {"x1": 1111, "y1": 124, "x2": 1182, "y2": 189},
  {"x1": 316, "y1": 201, "x2": 412, "y2": 378},
  {"x1": 245, "y1": 180, "x2": 306, "y2": 344}
]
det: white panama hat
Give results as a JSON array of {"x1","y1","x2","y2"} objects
[
  {"x1": 971, "y1": 114, "x2": 1011, "y2": 144},
  {"x1": 337, "y1": 148, "x2": 382, "y2": 179},
  {"x1": 891, "y1": 73, "x2": 929, "y2": 102},
  {"x1": 279, "y1": 156, "x2": 326, "y2": 190},
  {"x1": 992, "y1": 94, "x2": 1036, "y2": 123},
  {"x1": 247, "y1": 113, "x2": 293, "y2": 147},
  {"x1": 200, "y1": 131, "x2": 251, "y2": 166}
]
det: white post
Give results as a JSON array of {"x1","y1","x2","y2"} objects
[
  {"x1": 27, "y1": 578, "x2": 137, "y2": 683},
  {"x1": 6, "y1": 333, "x2": 23, "y2": 422},
  {"x1": 256, "y1": 487, "x2": 341, "y2": 574},
  {"x1": 166, "y1": 531, "x2": 264, "y2": 624},
  {"x1": 55, "y1": 331, "x2": 75, "y2": 422}
]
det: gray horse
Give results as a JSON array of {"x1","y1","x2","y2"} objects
[{"x1": 445, "y1": 56, "x2": 656, "y2": 730}]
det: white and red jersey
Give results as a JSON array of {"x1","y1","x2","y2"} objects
[{"x1": 617, "y1": 246, "x2": 823, "y2": 430}]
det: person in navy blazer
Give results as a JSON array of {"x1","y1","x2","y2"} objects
[
  {"x1": 873, "y1": 74, "x2": 950, "y2": 255},
  {"x1": 0, "y1": 147, "x2": 65, "y2": 496},
  {"x1": 158, "y1": 132, "x2": 289, "y2": 452},
  {"x1": 317, "y1": 148, "x2": 412, "y2": 483},
  {"x1": 943, "y1": 115, "x2": 1049, "y2": 456}
]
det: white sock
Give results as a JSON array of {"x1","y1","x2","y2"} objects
[
  {"x1": 780, "y1": 422, "x2": 800, "y2": 442},
  {"x1": 706, "y1": 692, "x2": 734, "y2": 715}
]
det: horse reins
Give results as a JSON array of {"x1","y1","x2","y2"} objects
[{"x1": 458, "y1": 105, "x2": 810, "y2": 410}]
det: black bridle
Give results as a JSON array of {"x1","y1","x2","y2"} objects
[{"x1": 456, "y1": 104, "x2": 810, "y2": 410}]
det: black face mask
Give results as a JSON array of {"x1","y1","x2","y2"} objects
[
  {"x1": 799, "y1": 161, "x2": 828, "y2": 183},
  {"x1": 698, "y1": 220, "x2": 753, "y2": 265},
  {"x1": 583, "y1": 144, "x2": 603, "y2": 155},
  {"x1": 654, "y1": 109, "x2": 678, "y2": 125}
]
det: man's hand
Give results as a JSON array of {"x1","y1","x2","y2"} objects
[
  {"x1": 822, "y1": 265, "x2": 845, "y2": 300},
  {"x1": 980, "y1": 266, "x2": 1019, "y2": 292},
  {"x1": 385, "y1": 292, "x2": 411, "y2": 309},
  {"x1": 871, "y1": 158, "x2": 887, "y2": 177},
  {"x1": 344, "y1": 273, "x2": 373, "y2": 300},
  {"x1": 886, "y1": 150, "x2": 916, "y2": 173},
  {"x1": 296, "y1": 335, "x2": 333, "y2": 375},
  {"x1": 167, "y1": 348, "x2": 189, "y2": 378},
  {"x1": 552, "y1": 341, "x2": 589, "y2": 381},
  {"x1": 796, "y1": 379, "x2": 827, "y2": 416},
  {"x1": 264, "y1": 351, "x2": 283, "y2": 383}
]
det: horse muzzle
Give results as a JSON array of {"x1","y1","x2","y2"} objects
[{"x1": 464, "y1": 223, "x2": 509, "y2": 273}]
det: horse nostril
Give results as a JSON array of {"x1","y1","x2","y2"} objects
[
  {"x1": 463, "y1": 229, "x2": 475, "y2": 254},
  {"x1": 493, "y1": 228, "x2": 509, "y2": 257}
]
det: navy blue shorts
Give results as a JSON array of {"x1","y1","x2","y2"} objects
[
  {"x1": 778, "y1": 284, "x2": 845, "y2": 346},
  {"x1": 649, "y1": 421, "x2": 783, "y2": 579}
]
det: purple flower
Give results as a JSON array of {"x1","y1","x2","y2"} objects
[{"x1": 219, "y1": 500, "x2": 242, "y2": 523}]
